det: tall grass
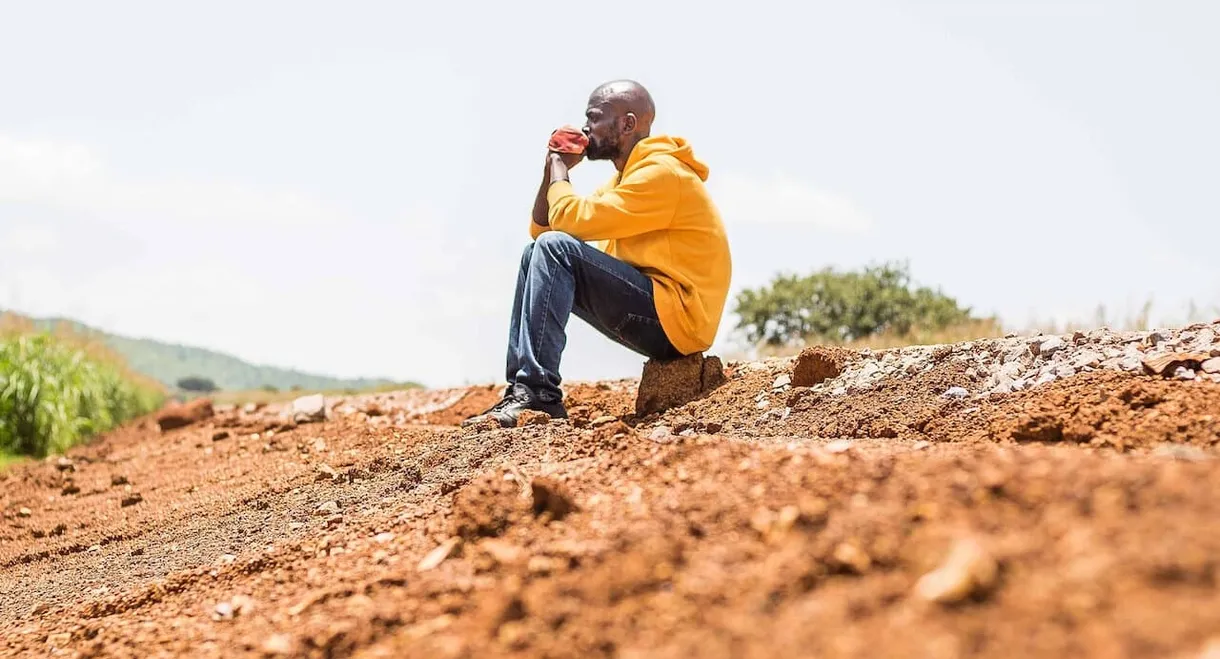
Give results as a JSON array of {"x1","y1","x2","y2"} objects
[{"x1": 0, "y1": 313, "x2": 165, "y2": 458}]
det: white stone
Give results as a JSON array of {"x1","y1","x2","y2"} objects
[
  {"x1": 1037, "y1": 336, "x2": 1065, "y2": 357},
  {"x1": 291, "y1": 394, "x2": 327, "y2": 424}
]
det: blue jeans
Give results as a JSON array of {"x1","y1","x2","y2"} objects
[{"x1": 506, "y1": 231, "x2": 683, "y2": 403}]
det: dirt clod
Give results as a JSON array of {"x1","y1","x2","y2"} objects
[
  {"x1": 120, "y1": 493, "x2": 143, "y2": 507},
  {"x1": 451, "y1": 474, "x2": 527, "y2": 540},
  {"x1": 156, "y1": 398, "x2": 214, "y2": 431},
  {"x1": 516, "y1": 410, "x2": 551, "y2": 427},
  {"x1": 792, "y1": 345, "x2": 854, "y2": 386},
  {"x1": 635, "y1": 353, "x2": 726, "y2": 416},
  {"x1": 530, "y1": 477, "x2": 576, "y2": 521}
]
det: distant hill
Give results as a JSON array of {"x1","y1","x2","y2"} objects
[{"x1": 5, "y1": 310, "x2": 415, "y2": 393}]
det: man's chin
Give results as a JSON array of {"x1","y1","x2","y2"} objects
[{"x1": 585, "y1": 143, "x2": 614, "y2": 161}]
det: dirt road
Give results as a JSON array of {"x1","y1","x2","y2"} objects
[{"x1": 3, "y1": 324, "x2": 1220, "y2": 658}]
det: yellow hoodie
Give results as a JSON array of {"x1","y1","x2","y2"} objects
[{"x1": 532, "y1": 135, "x2": 732, "y2": 356}]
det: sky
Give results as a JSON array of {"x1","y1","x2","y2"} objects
[{"x1": 2, "y1": 0, "x2": 1218, "y2": 389}]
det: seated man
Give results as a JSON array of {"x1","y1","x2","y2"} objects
[{"x1": 463, "y1": 80, "x2": 732, "y2": 428}]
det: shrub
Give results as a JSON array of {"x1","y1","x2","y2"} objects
[
  {"x1": 733, "y1": 261, "x2": 985, "y2": 347},
  {"x1": 177, "y1": 375, "x2": 218, "y2": 392},
  {"x1": 0, "y1": 330, "x2": 164, "y2": 458}
]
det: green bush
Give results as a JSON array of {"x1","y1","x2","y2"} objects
[
  {"x1": 0, "y1": 333, "x2": 164, "y2": 458},
  {"x1": 733, "y1": 261, "x2": 979, "y2": 347}
]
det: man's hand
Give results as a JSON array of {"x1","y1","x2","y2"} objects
[
  {"x1": 547, "y1": 152, "x2": 575, "y2": 184},
  {"x1": 550, "y1": 149, "x2": 583, "y2": 169}
]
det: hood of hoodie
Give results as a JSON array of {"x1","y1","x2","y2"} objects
[{"x1": 623, "y1": 135, "x2": 710, "y2": 181}]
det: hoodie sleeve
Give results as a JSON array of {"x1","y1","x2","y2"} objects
[{"x1": 544, "y1": 159, "x2": 678, "y2": 241}]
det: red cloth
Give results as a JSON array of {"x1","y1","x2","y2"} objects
[{"x1": 548, "y1": 125, "x2": 589, "y2": 154}]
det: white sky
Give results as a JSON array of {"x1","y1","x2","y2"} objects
[{"x1": 2, "y1": 0, "x2": 1218, "y2": 388}]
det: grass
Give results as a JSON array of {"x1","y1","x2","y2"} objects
[
  {"x1": 0, "y1": 312, "x2": 166, "y2": 459},
  {"x1": 0, "y1": 450, "x2": 28, "y2": 470}
]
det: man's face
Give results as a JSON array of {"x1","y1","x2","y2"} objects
[{"x1": 582, "y1": 102, "x2": 620, "y2": 161}]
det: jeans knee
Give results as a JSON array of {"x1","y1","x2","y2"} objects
[{"x1": 534, "y1": 230, "x2": 579, "y2": 256}]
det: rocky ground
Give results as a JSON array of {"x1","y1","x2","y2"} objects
[{"x1": 3, "y1": 322, "x2": 1220, "y2": 658}]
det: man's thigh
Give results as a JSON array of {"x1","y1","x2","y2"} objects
[{"x1": 564, "y1": 239, "x2": 680, "y2": 360}]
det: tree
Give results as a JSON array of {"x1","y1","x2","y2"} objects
[
  {"x1": 733, "y1": 261, "x2": 975, "y2": 347},
  {"x1": 176, "y1": 376, "x2": 218, "y2": 393}
]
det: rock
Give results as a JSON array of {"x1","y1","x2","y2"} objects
[
  {"x1": 647, "y1": 426, "x2": 674, "y2": 443},
  {"x1": 832, "y1": 542, "x2": 872, "y2": 573},
  {"x1": 374, "y1": 532, "x2": 395, "y2": 544},
  {"x1": 315, "y1": 463, "x2": 340, "y2": 481},
  {"x1": 61, "y1": 482, "x2": 80, "y2": 496},
  {"x1": 590, "y1": 415, "x2": 617, "y2": 427},
  {"x1": 914, "y1": 536, "x2": 999, "y2": 604},
  {"x1": 213, "y1": 601, "x2": 235, "y2": 621},
  {"x1": 156, "y1": 398, "x2": 215, "y2": 431},
  {"x1": 942, "y1": 386, "x2": 969, "y2": 400},
  {"x1": 1146, "y1": 330, "x2": 1172, "y2": 346},
  {"x1": 262, "y1": 634, "x2": 295, "y2": 655},
  {"x1": 1037, "y1": 336, "x2": 1065, "y2": 357},
  {"x1": 792, "y1": 346, "x2": 853, "y2": 387},
  {"x1": 290, "y1": 394, "x2": 327, "y2": 424},
  {"x1": 219, "y1": 553, "x2": 237, "y2": 564},
  {"x1": 121, "y1": 493, "x2": 143, "y2": 507},
  {"x1": 315, "y1": 501, "x2": 340, "y2": 516},
  {"x1": 1174, "y1": 366, "x2": 1198, "y2": 381},
  {"x1": 772, "y1": 373, "x2": 792, "y2": 389},
  {"x1": 635, "y1": 353, "x2": 726, "y2": 416},
  {"x1": 211, "y1": 431, "x2": 230, "y2": 442},
  {"x1": 110, "y1": 474, "x2": 129, "y2": 486},
  {"x1": 418, "y1": 537, "x2": 460, "y2": 571},
  {"x1": 515, "y1": 409, "x2": 551, "y2": 426},
  {"x1": 1142, "y1": 351, "x2": 1213, "y2": 376},
  {"x1": 17, "y1": 507, "x2": 31, "y2": 518},
  {"x1": 54, "y1": 457, "x2": 75, "y2": 472},
  {"x1": 1053, "y1": 364, "x2": 1077, "y2": 379},
  {"x1": 825, "y1": 439, "x2": 853, "y2": 454},
  {"x1": 1118, "y1": 356, "x2": 1143, "y2": 372},
  {"x1": 1202, "y1": 358, "x2": 1220, "y2": 374},
  {"x1": 1071, "y1": 351, "x2": 1104, "y2": 370}
]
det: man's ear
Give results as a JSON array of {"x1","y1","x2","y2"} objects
[{"x1": 622, "y1": 112, "x2": 637, "y2": 134}]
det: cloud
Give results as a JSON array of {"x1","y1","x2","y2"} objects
[
  {"x1": 0, "y1": 134, "x2": 343, "y2": 229},
  {"x1": 710, "y1": 172, "x2": 874, "y2": 234}
]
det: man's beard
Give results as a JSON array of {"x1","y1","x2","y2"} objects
[{"x1": 585, "y1": 135, "x2": 619, "y2": 161}]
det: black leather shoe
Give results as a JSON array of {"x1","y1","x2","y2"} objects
[{"x1": 461, "y1": 385, "x2": 567, "y2": 428}]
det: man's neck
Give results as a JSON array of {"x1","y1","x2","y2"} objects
[{"x1": 612, "y1": 134, "x2": 647, "y2": 172}]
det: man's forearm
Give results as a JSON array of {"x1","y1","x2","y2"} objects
[
  {"x1": 532, "y1": 154, "x2": 573, "y2": 227},
  {"x1": 531, "y1": 159, "x2": 551, "y2": 227}
]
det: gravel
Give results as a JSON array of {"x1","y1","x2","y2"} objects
[{"x1": 765, "y1": 321, "x2": 1220, "y2": 399}]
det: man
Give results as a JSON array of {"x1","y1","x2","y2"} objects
[{"x1": 463, "y1": 79, "x2": 732, "y2": 428}]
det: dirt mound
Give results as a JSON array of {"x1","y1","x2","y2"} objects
[
  {"x1": 3, "y1": 324, "x2": 1220, "y2": 658},
  {"x1": 989, "y1": 370, "x2": 1220, "y2": 450}
]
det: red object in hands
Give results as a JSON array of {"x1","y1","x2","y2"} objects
[{"x1": 548, "y1": 126, "x2": 589, "y2": 154}]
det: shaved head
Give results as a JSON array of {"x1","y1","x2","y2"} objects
[{"x1": 581, "y1": 79, "x2": 656, "y2": 167}]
